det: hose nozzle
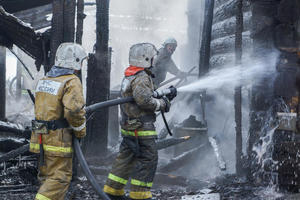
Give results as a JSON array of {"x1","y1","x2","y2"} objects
[{"x1": 153, "y1": 87, "x2": 177, "y2": 98}]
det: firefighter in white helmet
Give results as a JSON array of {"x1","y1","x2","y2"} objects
[
  {"x1": 30, "y1": 43, "x2": 87, "y2": 200},
  {"x1": 152, "y1": 37, "x2": 188, "y2": 87},
  {"x1": 103, "y1": 43, "x2": 175, "y2": 200}
]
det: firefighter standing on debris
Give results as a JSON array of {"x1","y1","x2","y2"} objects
[
  {"x1": 103, "y1": 43, "x2": 177, "y2": 200},
  {"x1": 29, "y1": 43, "x2": 88, "y2": 200},
  {"x1": 152, "y1": 37, "x2": 187, "y2": 87}
]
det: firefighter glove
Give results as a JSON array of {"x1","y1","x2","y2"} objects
[{"x1": 162, "y1": 96, "x2": 171, "y2": 113}]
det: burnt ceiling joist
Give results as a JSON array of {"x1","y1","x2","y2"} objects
[
  {"x1": 0, "y1": 6, "x2": 50, "y2": 70},
  {"x1": 14, "y1": 4, "x2": 52, "y2": 30},
  {"x1": 0, "y1": 0, "x2": 51, "y2": 13}
]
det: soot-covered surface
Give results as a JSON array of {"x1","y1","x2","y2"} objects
[{"x1": 0, "y1": 164, "x2": 294, "y2": 200}]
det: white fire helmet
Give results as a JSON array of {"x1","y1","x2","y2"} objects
[
  {"x1": 55, "y1": 43, "x2": 88, "y2": 70},
  {"x1": 129, "y1": 43, "x2": 158, "y2": 68},
  {"x1": 163, "y1": 37, "x2": 177, "y2": 48}
]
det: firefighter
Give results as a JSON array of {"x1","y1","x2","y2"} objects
[
  {"x1": 30, "y1": 43, "x2": 88, "y2": 200},
  {"x1": 103, "y1": 43, "x2": 176, "y2": 200},
  {"x1": 152, "y1": 37, "x2": 187, "y2": 87}
]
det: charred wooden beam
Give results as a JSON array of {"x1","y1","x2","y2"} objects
[
  {"x1": 0, "y1": 46, "x2": 5, "y2": 120},
  {"x1": 63, "y1": 0, "x2": 75, "y2": 43},
  {"x1": 49, "y1": 0, "x2": 64, "y2": 70},
  {"x1": 48, "y1": 0, "x2": 76, "y2": 72},
  {"x1": 199, "y1": 0, "x2": 215, "y2": 75},
  {"x1": 212, "y1": 11, "x2": 251, "y2": 40},
  {"x1": 84, "y1": 137, "x2": 193, "y2": 169},
  {"x1": 84, "y1": 0, "x2": 110, "y2": 156},
  {"x1": 76, "y1": 0, "x2": 85, "y2": 44},
  {"x1": 159, "y1": 144, "x2": 208, "y2": 173},
  {"x1": 0, "y1": 0, "x2": 51, "y2": 13},
  {"x1": 211, "y1": 31, "x2": 251, "y2": 56},
  {"x1": 234, "y1": 0, "x2": 243, "y2": 176},
  {"x1": 0, "y1": 144, "x2": 29, "y2": 163},
  {"x1": 14, "y1": 4, "x2": 52, "y2": 30},
  {"x1": 157, "y1": 136, "x2": 191, "y2": 150},
  {"x1": 0, "y1": 121, "x2": 31, "y2": 138},
  {"x1": 0, "y1": 7, "x2": 47, "y2": 68}
]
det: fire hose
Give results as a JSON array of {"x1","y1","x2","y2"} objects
[
  {"x1": 80, "y1": 91, "x2": 174, "y2": 199},
  {"x1": 79, "y1": 97, "x2": 134, "y2": 199},
  {"x1": 12, "y1": 83, "x2": 173, "y2": 199}
]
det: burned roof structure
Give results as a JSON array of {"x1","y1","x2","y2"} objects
[
  {"x1": 0, "y1": 0, "x2": 51, "y2": 13},
  {"x1": 0, "y1": 6, "x2": 51, "y2": 71}
]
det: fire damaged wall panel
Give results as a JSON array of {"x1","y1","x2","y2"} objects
[
  {"x1": 274, "y1": 53, "x2": 299, "y2": 99},
  {"x1": 213, "y1": 0, "x2": 250, "y2": 24},
  {"x1": 211, "y1": 31, "x2": 252, "y2": 56},
  {"x1": 246, "y1": 0, "x2": 300, "y2": 192},
  {"x1": 210, "y1": 0, "x2": 252, "y2": 69},
  {"x1": 212, "y1": 11, "x2": 251, "y2": 40}
]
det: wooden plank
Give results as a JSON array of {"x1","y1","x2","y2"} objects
[
  {"x1": 211, "y1": 31, "x2": 252, "y2": 56},
  {"x1": 199, "y1": 0, "x2": 215, "y2": 75},
  {"x1": 213, "y1": 0, "x2": 250, "y2": 24},
  {"x1": 212, "y1": 11, "x2": 251, "y2": 40}
]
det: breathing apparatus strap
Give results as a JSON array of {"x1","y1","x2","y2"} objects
[{"x1": 161, "y1": 111, "x2": 173, "y2": 136}]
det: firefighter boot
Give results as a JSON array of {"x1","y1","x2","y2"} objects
[{"x1": 107, "y1": 194, "x2": 131, "y2": 200}]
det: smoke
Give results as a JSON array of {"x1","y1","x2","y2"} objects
[
  {"x1": 5, "y1": 47, "x2": 43, "y2": 124},
  {"x1": 83, "y1": 0, "x2": 196, "y2": 89},
  {"x1": 158, "y1": 51, "x2": 279, "y2": 178}
]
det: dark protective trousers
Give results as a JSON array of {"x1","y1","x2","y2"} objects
[
  {"x1": 35, "y1": 155, "x2": 73, "y2": 200},
  {"x1": 104, "y1": 137, "x2": 158, "y2": 199}
]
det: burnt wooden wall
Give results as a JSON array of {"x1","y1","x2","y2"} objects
[
  {"x1": 210, "y1": 0, "x2": 251, "y2": 68},
  {"x1": 249, "y1": 0, "x2": 300, "y2": 190}
]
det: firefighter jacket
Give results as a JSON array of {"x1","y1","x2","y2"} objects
[
  {"x1": 152, "y1": 47, "x2": 182, "y2": 86},
  {"x1": 30, "y1": 71, "x2": 86, "y2": 157},
  {"x1": 120, "y1": 66, "x2": 166, "y2": 138}
]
